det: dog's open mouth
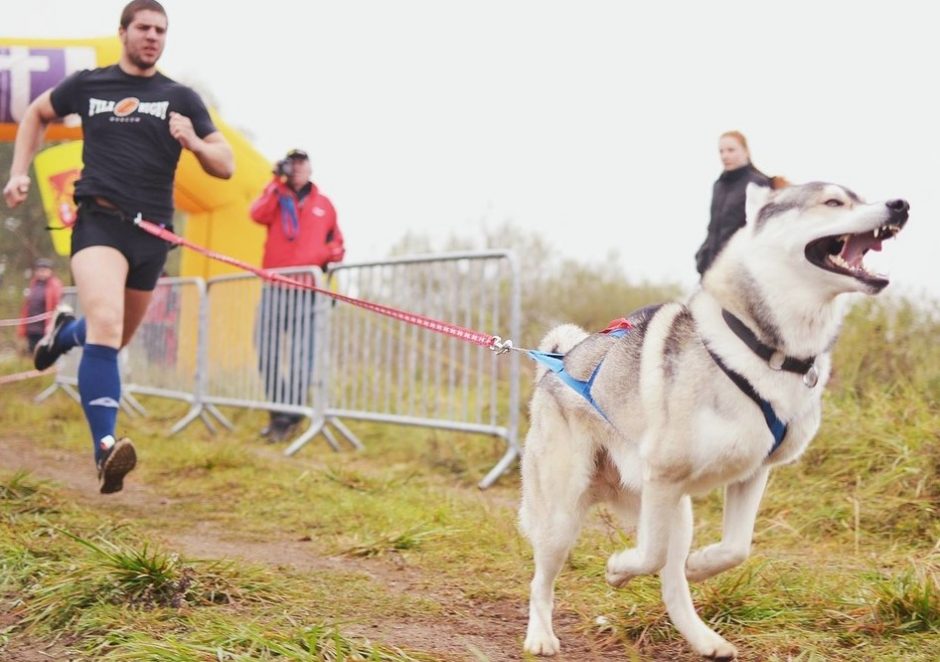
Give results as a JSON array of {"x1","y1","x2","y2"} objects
[{"x1": 804, "y1": 222, "x2": 903, "y2": 289}]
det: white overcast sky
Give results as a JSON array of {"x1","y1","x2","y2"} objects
[{"x1": 6, "y1": 0, "x2": 938, "y2": 300}]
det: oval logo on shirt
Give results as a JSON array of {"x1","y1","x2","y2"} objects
[{"x1": 113, "y1": 97, "x2": 140, "y2": 117}]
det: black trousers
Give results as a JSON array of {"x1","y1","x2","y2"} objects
[{"x1": 256, "y1": 284, "x2": 316, "y2": 407}]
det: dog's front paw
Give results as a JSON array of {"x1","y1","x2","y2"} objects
[
  {"x1": 684, "y1": 551, "x2": 715, "y2": 583},
  {"x1": 689, "y1": 631, "x2": 737, "y2": 660},
  {"x1": 702, "y1": 641, "x2": 737, "y2": 660},
  {"x1": 686, "y1": 544, "x2": 747, "y2": 583},
  {"x1": 523, "y1": 632, "x2": 560, "y2": 656},
  {"x1": 605, "y1": 551, "x2": 637, "y2": 588},
  {"x1": 605, "y1": 567, "x2": 636, "y2": 588}
]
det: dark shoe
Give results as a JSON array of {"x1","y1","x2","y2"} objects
[
  {"x1": 260, "y1": 413, "x2": 287, "y2": 438},
  {"x1": 33, "y1": 305, "x2": 76, "y2": 371},
  {"x1": 97, "y1": 437, "x2": 137, "y2": 494},
  {"x1": 267, "y1": 415, "x2": 300, "y2": 443}
]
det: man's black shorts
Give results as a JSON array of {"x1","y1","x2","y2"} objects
[{"x1": 70, "y1": 199, "x2": 170, "y2": 291}]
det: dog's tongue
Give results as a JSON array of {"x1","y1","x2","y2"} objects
[{"x1": 842, "y1": 232, "x2": 883, "y2": 265}]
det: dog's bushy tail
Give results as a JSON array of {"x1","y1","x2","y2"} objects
[{"x1": 533, "y1": 324, "x2": 589, "y2": 382}]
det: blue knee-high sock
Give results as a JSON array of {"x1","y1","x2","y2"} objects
[
  {"x1": 56, "y1": 317, "x2": 86, "y2": 352},
  {"x1": 78, "y1": 344, "x2": 121, "y2": 463}
]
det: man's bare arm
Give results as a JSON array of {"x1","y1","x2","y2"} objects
[
  {"x1": 3, "y1": 90, "x2": 59, "y2": 208},
  {"x1": 168, "y1": 111, "x2": 234, "y2": 179}
]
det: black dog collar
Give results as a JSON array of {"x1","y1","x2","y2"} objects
[{"x1": 721, "y1": 310, "x2": 818, "y2": 388}]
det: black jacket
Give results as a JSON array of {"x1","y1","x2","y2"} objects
[{"x1": 695, "y1": 164, "x2": 771, "y2": 275}]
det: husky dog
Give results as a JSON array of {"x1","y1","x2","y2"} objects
[{"x1": 519, "y1": 182, "x2": 909, "y2": 659}]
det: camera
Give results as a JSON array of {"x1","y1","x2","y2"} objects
[{"x1": 274, "y1": 158, "x2": 293, "y2": 179}]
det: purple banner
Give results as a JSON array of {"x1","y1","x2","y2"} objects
[
  {"x1": 0, "y1": 47, "x2": 10, "y2": 123},
  {"x1": 0, "y1": 47, "x2": 69, "y2": 124}
]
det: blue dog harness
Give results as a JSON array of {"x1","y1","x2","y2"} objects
[
  {"x1": 527, "y1": 311, "x2": 789, "y2": 457},
  {"x1": 526, "y1": 317, "x2": 633, "y2": 425}
]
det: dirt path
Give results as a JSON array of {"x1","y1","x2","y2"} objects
[{"x1": 0, "y1": 436, "x2": 624, "y2": 661}]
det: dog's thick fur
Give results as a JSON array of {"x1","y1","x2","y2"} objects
[{"x1": 519, "y1": 182, "x2": 909, "y2": 658}]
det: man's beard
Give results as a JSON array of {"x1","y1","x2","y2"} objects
[{"x1": 126, "y1": 46, "x2": 160, "y2": 70}]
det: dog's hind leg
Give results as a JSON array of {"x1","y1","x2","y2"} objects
[
  {"x1": 522, "y1": 511, "x2": 582, "y2": 656},
  {"x1": 519, "y1": 420, "x2": 592, "y2": 656},
  {"x1": 686, "y1": 467, "x2": 769, "y2": 582},
  {"x1": 661, "y1": 495, "x2": 738, "y2": 659}
]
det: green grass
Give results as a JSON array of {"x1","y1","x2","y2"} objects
[
  {"x1": 94, "y1": 622, "x2": 430, "y2": 661},
  {"x1": 0, "y1": 471, "x2": 437, "y2": 660},
  {"x1": 2, "y1": 293, "x2": 940, "y2": 660},
  {"x1": 341, "y1": 524, "x2": 460, "y2": 559}
]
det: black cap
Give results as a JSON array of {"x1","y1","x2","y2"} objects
[
  {"x1": 34, "y1": 258, "x2": 53, "y2": 269},
  {"x1": 285, "y1": 148, "x2": 309, "y2": 161}
]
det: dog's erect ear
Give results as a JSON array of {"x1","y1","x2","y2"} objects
[{"x1": 745, "y1": 183, "x2": 772, "y2": 225}]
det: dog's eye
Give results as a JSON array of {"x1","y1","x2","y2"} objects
[{"x1": 824, "y1": 199, "x2": 844, "y2": 207}]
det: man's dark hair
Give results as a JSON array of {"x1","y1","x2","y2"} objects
[
  {"x1": 286, "y1": 149, "x2": 309, "y2": 162},
  {"x1": 120, "y1": 0, "x2": 167, "y2": 29}
]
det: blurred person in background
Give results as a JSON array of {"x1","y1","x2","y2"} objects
[
  {"x1": 694, "y1": 131, "x2": 773, "y2": 277},
  {"x1": 18, "y1": 257, "x2": 63, "y2": 354},
  {"x1": 250, "y1": 149, "x2": 344, "y2": 441}
]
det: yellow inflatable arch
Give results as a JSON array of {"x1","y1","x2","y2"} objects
[{"x1": 0, "y1": 36, "x2": 269, "y2": 278}]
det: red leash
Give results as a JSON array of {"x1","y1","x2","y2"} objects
[
  {"x1": 133, "y1": 216, "x2": 503, "y2": 350},
  {"x1": 0, "y1": 369, "x2": 49, "y2": 385},
  {"x1": 0, "y1": 311, "x2": 53, "y2": 328}
]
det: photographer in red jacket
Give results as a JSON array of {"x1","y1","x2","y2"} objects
[{"x1": 249, "y1": 149, "x2": 345, "y2": 440}]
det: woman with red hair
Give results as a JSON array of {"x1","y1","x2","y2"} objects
[{"x1": 694, "y1": 131, "x2": 771, "y2": 276}]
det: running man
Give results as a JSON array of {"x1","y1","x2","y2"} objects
[{"x1": 2, "y1": 0, "x2": 234, "y2": 493}]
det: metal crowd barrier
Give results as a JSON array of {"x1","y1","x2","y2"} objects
[
  {"x1": 34, "y1": 279, "x2": 205, "y2": 424},
  {"x1": 32, "y1": 252, "x2": 522, "y2": 488},
  {"x1": 198, "y1": 266, "x2": 340, "y2": 450},
  {"x1": 317, "y1": 251, "x2": 521, "y2": 488},
  {"x1": 125, "y1": 277, "x2": 214, "y2": 430}
]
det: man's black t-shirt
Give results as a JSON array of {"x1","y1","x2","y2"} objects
[{"x1": 49, "y1": 65, "x2": 217, "y2": 226}]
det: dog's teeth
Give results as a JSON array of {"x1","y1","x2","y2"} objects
[
  {"x1": 830, "y1": 253, "x2": 863, "y2": 273},
  {"x1": 874, "y1": 227, "x2": 881, "y2": 238}
]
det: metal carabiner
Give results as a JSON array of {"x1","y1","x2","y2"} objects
[{"x1": 489, "y1": 336, "x2": 514, "y2": 355}]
